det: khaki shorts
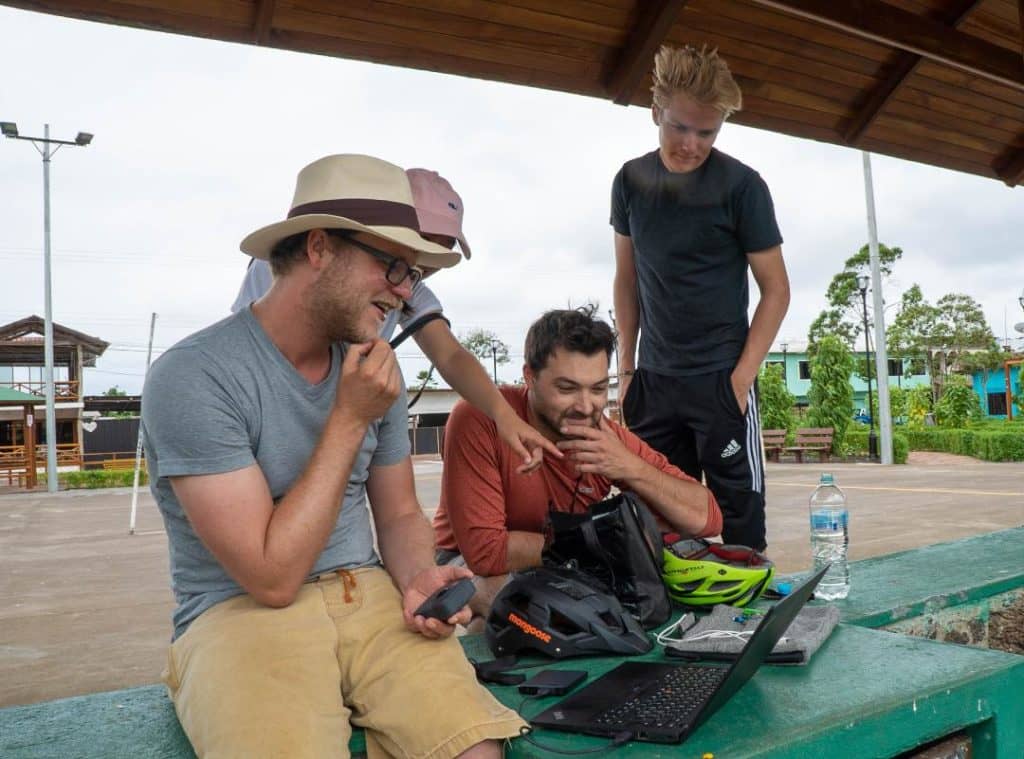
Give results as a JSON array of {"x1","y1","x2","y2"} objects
[{"x1": 164, "y1": 566, "x2": 525, "y2": 759}]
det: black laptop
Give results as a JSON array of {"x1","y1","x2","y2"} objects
[{"x1": 529, "y1": 564, "x2": 830, "y2": 744}]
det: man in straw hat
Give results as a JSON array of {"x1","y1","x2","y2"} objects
[
  {"x1": 612, "y1": 45, "x2": 790, "y2": 552},
  {"x1": 141, "y1": 155, "x2": 526, "y2": 758},
  {"x1": 232, "y1": 167, "x2": 558, "y2": 474}
]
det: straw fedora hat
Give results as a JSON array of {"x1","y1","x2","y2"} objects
[{"x1": 240, "y1": 154, "x2": 461, "y2": 270}]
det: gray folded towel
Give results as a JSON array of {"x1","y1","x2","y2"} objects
[{"x1": 658, "y1": 603, "x2": 839, "y2": 666}]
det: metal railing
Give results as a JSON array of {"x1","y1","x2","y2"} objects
[
  {"x1": 0, "y1": 380, "x2": 80, "y2": 399},
  {"x1": 0, "y1": 443, "x2": 82, "y2": 467}
]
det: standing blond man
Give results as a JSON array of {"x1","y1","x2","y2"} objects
[{"x1": 613, "y1": 46, "x2": 790, "y2": 551}]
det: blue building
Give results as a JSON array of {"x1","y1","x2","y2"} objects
[
  {"x1": 970, "y1": 360, "x2": 1022, "y2": 419},
  {"x1": 765, "y1": 341, "x2": 931, "y2": 410}
]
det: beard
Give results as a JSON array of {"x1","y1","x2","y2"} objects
[
  {"x1": 307, "y1": 254, "x2": 374, "y2": 344},
  {"x1": 533, "y1": 404, "x2": 601, "y2": 441}
]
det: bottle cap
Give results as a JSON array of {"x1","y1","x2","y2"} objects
[{"x1": 819, "y1": 472, "x2": 834, "y2": 484}]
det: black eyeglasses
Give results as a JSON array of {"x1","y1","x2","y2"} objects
[{"x1": 330, "y1": 232, "x2": 423, "y2": 289}]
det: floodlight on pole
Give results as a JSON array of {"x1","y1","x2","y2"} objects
[{"x1": 2, "y1": 121, "x2": 93, "y2": 492}]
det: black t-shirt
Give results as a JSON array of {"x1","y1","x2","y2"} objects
[{"x1": 611, "y1": 148, "x2": 782, "y2": 375}]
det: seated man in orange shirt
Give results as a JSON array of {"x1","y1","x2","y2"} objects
[{"x1": 433, "y1": 306, "x2": 723, "y2": 615}]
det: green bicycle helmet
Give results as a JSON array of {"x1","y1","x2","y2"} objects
[{"x1": 661, "y1": 539, "x2": 775, "y2": 608}]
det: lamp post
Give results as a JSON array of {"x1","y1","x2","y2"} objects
[
  {"x1": 490, "y1": 340, "x2": 499, "y2": 384},
  {"x1": 2, "y1": 122, "x2": 93, "y2": 492},
  {"x1": 780, "y1": 341, "x2": 789, "y2": 385},
  {"x1": 857, "y1": 274, "x2": 878, "y2": 460}
]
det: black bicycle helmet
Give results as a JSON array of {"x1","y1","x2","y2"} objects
[{"x1": 485, "y1": 566, "x2": 652, "y2": 658}]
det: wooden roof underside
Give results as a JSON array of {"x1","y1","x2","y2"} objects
[
  {"x1": 0, "y1": 315, "x2": 110, "y2": 364},
  {"x1": 6, "y1": 0, "x2": 1024, "y2": 186}
]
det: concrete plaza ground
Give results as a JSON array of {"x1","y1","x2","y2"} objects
[{"x1": 1, "y1": 454, "x2": 1022, "y2": 708}]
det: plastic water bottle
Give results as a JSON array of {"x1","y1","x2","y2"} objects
[{"x1": 808, "y1": 472, "x2": 850, "y2": 600}]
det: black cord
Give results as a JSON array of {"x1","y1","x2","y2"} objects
[
  {"x1": 515, "y1": 696, "x2": 632, "y2": 755},
  {"x1": 517, "y1": 725, "x2": 632, "y2": 756},
  {"x1": 407, "y1": 363, "x2": 435, "y2": 410},
  {"x1": 569, "y1": 473, "x2": 585, "y2": 514}
]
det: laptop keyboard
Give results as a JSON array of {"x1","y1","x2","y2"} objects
[{"x1": 592, "y1": 666, "x2": 728, "y2": 729}]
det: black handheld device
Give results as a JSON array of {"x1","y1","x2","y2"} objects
[
  {"x1": 414, "y1": 577, "x2": 476, "y2": 621},
  {"x1": 518, "y1": 669, "x2": 588, "y2": 696}
]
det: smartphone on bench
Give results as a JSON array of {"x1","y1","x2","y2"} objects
[{"x1": 518, "y1": 669, "x2": 587, "y2": 696}]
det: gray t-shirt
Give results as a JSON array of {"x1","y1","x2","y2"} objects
[
  {"x1": 231, "y1": 258, "x2": 442, "y2": 341},
  {"x1": 141, "y1": 308, "x2": 410, "y2": 639},
  {"x1": 611, "y1": 148, "x2": 783, "y2": 376}
]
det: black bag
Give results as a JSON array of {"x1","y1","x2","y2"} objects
[{"x1": 542, "y1": 492, "x2": 671, "y2": 629}]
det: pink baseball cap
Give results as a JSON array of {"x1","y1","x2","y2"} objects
[{"x1": 406, "y1": 168, "x2": 472, "y2": 259}]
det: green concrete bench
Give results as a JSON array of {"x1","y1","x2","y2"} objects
[
  {"x1": 783, "y1": 526, "x2": 1024, "y2": 631},
  {"x1": 3, "y1": 528, "x2": 1023, "y2": 758}
]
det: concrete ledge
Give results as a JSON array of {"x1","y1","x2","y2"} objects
[
  {"x1": 784, "y1": 526, "x2": 1024, "y2": 628},
  {"x1": 0, "y1": 684, "x2": 366, "y2": 759},
  {"x1": 4, "y1": 528, "x2": 1023, "y2": 758}
]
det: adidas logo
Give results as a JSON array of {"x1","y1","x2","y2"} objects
[{"x1": 721, "y1": 439, "x2": 741, "y2": 458}]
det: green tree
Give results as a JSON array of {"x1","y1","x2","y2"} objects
[
  {"x1": 886, "y1": 385, "x2": 908, "y2": 425},
  {"x1": 905, "y1": 385, "x2": 932, "y2": 429},
  {"x1": 459, "y1": 329, "x2": 510, "y2": 380},
  {"x1": 887, "y1": 284, "x2": 938, "y2": 381},
  {"x1": 414, "y1": 369, "x2": 438, "y2": 389},
  {"x1": 888, "y1": 287, "x2": 997, "y2": 401},
  {"x1": 805, "y1": 334, "x2": 855, "y2": 451},
  {"x1": 103, "y1": 385, "x2": 127, "y2": 396},
  {"x1": 807, "y1": 243, "x2": 902, "y2": 360},
  {"x1": 756, "y1": 363, "x2": 795, "y2": 435},
  {"x1": 932, "y1": 293, "x2": 998, "y2": 379},
  {"x1": 957, "y1": 344, "x2": 1009, "y2": 414},
  {"x1": 934, "y1": 374, "x2": 983, "y2": 428}
]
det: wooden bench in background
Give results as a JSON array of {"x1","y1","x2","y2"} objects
[
  {"x1": 761, "y1": 429, "x2": 787, "y2": 462},
  {"x1": 786, "y1": 427, "x2": 834, "y2": 463},
  {"x1": 101, "y1": 458, "x2": 144, "y2": 471}
]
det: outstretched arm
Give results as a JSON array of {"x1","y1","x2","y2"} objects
[{"x1": 414, "y1": 319, "x2": 561, "y2": 473}]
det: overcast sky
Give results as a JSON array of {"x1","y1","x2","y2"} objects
[{"x1": 2, "y1": 7, "x2": 1022, "y2": 395}]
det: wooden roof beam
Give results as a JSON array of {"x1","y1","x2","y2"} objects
[
  {"x1": 605, "y1": 0, "x2": 688, "y2": 106},
  {"x1": 995, "y1": 145, "x2": 1024, "y2": 187},
  {"x1": 1019, "y1": 0, "x2": 1023, "y2": 64},
  {"x1": 750, "y1": 0, "x2": 1024, "y2": 94},
  {"x1": 253, "y1": 0, "x2": 276, "y2": 45},
  {"x1": 843, "y1": 0, "x2": 981, "y2": 146}
]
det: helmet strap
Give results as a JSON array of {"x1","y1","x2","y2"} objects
[{"x1": 470, "y1": 655, "x2": 526, "y2": 686}]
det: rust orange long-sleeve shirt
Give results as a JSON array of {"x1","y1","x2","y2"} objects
[{"x1": 433, "y1": 386, "x2": 722, "y2": 576}]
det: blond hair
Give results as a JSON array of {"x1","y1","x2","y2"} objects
[{"x1": 651, "y1": 45, "x2": 742, "y2": 117}]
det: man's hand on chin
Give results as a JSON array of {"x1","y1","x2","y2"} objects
[
  {"x1": 401, "y1": 564, "x2": 473, "y2": 639},
  {"x1": 557, "y1": 416, "x2": 639, "y2": 481}
]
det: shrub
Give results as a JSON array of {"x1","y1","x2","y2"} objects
[
  {"x1": 757, "y1": 363, "x2": 796, "y2": 436},
  {"x1": 905, "y1": 386, "x2": 932, "y2": 429},
  {"x1": 901, "y1": 428, "x2": 1024, "y2": 461},
  {"x1": 805, "y1": 335, "x2": 855, "y2": 452},
  {"x1": 59, "y1": 469, "x2": 149, "y2": 489},
  {"x1": 934, "y1": 375, "x2": 983, "y2": 428},
  {"x1": 844, "y1": 429, "x2": 909, "y2": 464}
]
